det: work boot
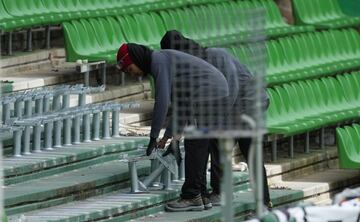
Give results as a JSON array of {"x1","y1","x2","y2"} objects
[
  {"x1": 209, "y1": 192, "x2": 221, "y2": 206},
  {"x1": 165, "y1": 194, "x2": 205, "y2": 212},
  {"x1": 202, "y1": 196, "x2": 212, "y2": 210}
]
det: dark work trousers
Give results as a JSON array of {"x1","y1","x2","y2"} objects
[
  {"x1": 180, "y1": 138, "x2": 210, "y2": 199},
  {"x1": 202, "y1": 138, "x2": 271, "y2": 204}
]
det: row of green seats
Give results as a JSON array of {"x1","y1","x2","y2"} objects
[
  {"x1": 1, "y1": 0, "x2": 224, "y2": 32},
  {"x1": 336, "y1": 123, "x2": 360, "y2": 169},
  {"x1": 228, "y1": 29, "x2": 360, "y2": 85},
  {"x1": 266, "y1": 71, "x2": 360, "y2": 136},
  {"x1": 292, "y1": 0, "x2": 360, "y2": 29},
  {"x1": 63, "y1": 0, "x2": 313, "y2": 63}
]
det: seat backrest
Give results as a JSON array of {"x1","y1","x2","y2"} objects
[{"x1": 0, "y1": 0, "x2": 12, "y2": 21}]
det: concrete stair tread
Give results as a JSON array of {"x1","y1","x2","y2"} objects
[
  {"x1": 4, "y1": 137, "x2": 148, "y2": 179},
  {"x1": 277, "y1": 168, "x2": 360, "y2": 196},
  {"x1": 135, "y1": 189, "x2": 302, "y2": 222},
  {"x1": 265, "y1": 147, "x2": 338, "y2": 176},
  {"x1": 5, "y1": 157, "x2": 151, "y2": 209},
  {"x1": 78, "y1": 83, "x2": 151, "y2": 106},
  {"x1": 135, "y1": 168, "x2": 360, "y2": 222},
  {"x1": 10, "y1": 172, "x2": 249, "y2": 222}
]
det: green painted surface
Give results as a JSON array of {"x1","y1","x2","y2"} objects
[
  {"x1": 5, "y1": 159, "x2": 150, "y2": 211},
  {"x1": 4, "y1": 137, "x2": 148, "y2": 178},
  {"x1": 133, "y1": 189, "x2": 303, "y2": 222},
  {"x1": 16, "y1": 172, "x2": 249, "y2": 222},
  {"x1": 338, "y1": 0, "x2": 360, "y2": 16},
  {"x1": 4, "y1": 138, "x2": 148, "y2": 186}
]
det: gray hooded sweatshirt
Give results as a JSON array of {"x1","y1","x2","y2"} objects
[{"x1": 149, "y1": 49, "x2": 229, "y2": 139}]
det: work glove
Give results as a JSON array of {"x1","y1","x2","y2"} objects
[
  {"x1": 162, "y1": 140, "x2": 182, "y2": 166},
  {"x1": 157, "y1": 136, "x2": 170, "y2": 149},
  {"x1": 146, "y1": 137, "x2": 157, "y2": 156}
]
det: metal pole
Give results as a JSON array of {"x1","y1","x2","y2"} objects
[
  {"x1": 44, "y1": 121, "x2": 53, "y2": 150},
  {"x1": 112, "y1": 110, "x2": 120, "y2": 138},
  {"x1": 255, "y1": 134, "x2": 264, "y2": 216},
  {"x1": 150, "y1": 159, "x2": 160, "y2": 187},
  {"x1": 73, "y1": 115, "x2": 81, "y2": 144},
  {"x1": 102, "y1": 110, "x2": 111, "y2": 139},
  {"x1": 83, "y1": 113, "x2": 91, "y2": 143},
  {"x1": 2, "y1": 103, "x2": 10, "y2": 124},
  {"x1": 26, "y1": 29, "x2": 32, "y2": 52},
  {"x1": 45, "y1": 25, "x2": 51, "y2": 49},
  {"x1": 220, "y1": 139, "x2": 234, "y2": 222},
  {"x1": 54, "y1": 120, "x2": 62, "y2": 148},
  {"x1": 129, "y1": 161, "x2": 140, "y2": 193},
  {"x1": 143, "y1": 164, "x2": 166, "y2": 187},
  {"x1": 22, "y1": 100, "x2": 32, "y2": 155},
  {"x1": 53, "y1": 94, "x2": 62, "y2": 148},
  {"x1": 172, "y1": 163, "x2": 179, "y2": 182},
  {"x1": 33, "y1": 98, "x2": 43, "y2": 152},
  {"x1": 289, "y1": 136, "x2": 294, "y2": 158},
  {"x1": 43, "y1": 96, "x2": 51, "y2": 113},
  {"x1": 14, "y1": 100, "x2": 23, "y2": 119},
  {"x1": 271, "y1": 140, "x2": 277, "y2": 161},
  {"x1": 162, "y1": 169, "x2": 172, "y2": 190},
  {"x1": 84, "y1": 70, "x2": 90, "y2": 87},
  {"x1": 33, "y1": 123, "x2": 42, "y2": 152},
  {"x1": 305, "y1": 132, "x2": 310, "y2": 153},
  {"x1": 13, "y1": 130, "x2": 22, "y2": 157},
  {"x1": 35, "y1": 98, "x2": 43, "y2": 114},
  {"x1": 8, "y1": 32, "x2": 12, "y2": 56},
  {"x1": 101, "y1": 63, "x2": 107, "y2": 87},
  {"x1": 320, "y1": 127, "x2": 325, "y2": 149},
  {"x1": 92, "y1": 112, "x2": 100, "y2": 141},
  {"x1": 52, "y1": 94, "x2": 61, "y2": 111},
  {"x1": 62, "y1": 94, "x2": 72, "y2": 146}
]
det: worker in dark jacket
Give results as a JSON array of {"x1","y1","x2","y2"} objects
[
  {"x1": 116, "y1": 43, "x2": 229, "y2": 211},
  {"x1": 158, "y1": 30, "x2": 272, "y2": 209}
]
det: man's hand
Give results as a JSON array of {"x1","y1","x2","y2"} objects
[
  {"x1": 162, "y1": 140, "x2": 182, "y2": 166},
  {"x1": 146, "y1": 137, "x2": 157, "y2": 156},
  {"x1": 157, "y1": 136, "x2": 171, "y2": 149}
]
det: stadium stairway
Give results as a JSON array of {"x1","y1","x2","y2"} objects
[{"x1": 6, "y1": 139, "x2": 360, "y2": 221}]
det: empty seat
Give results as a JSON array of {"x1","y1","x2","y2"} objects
[
  {"x1": 292, "y1": 0, "x2": 360, "y2": 29},
  {"x1": 0, "y1": 0, "x2": 190, "y2": 32},
  {"x1": 63, "y1": 17, "x2": 126, "y2": 63},
  {"x1": 266, "y1": 71, "x2": 360, "y2": 136},
  {"x1": 229, "y1": 29, "x2": 360, "y2": 85},
  {"x1": 336, "y1": 124, "x2": 360, "y2": 169}
]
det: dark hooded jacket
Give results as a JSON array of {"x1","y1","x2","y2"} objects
[
  {"x1": 126, "y1": 43, "x2": 230, "y2": 139},
  {"x1": 160, "y1": 30, "x2": 269, "y2": 113}
]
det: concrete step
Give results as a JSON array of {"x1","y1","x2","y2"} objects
[
  {"x1": 4, "y1": 137, "x2": 149, "y2": 185},
  {"x1": 5, "y1": 152, "x2": 151, "y2": 216},
  {"x1": 9, "y1": 172, "x2": 250, "y2": 222},
  {"x1": 134, "y1": 169, "x2": 360, "y2": 222},
  {"x1": 134, "y1": 189, "x2": 302, "y2": 222},
  {"x1": 8, "y1": 146, "x2": 347, "y2": 221},
  {"x1": 0, "y1": 49, "x2": 72, "y2": 91}
]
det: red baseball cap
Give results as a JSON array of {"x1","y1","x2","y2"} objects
[{"x1": 116, "y1": 43, "x2": 133, "y2": 71}]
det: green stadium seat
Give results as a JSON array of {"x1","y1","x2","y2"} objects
[
  {"x1": 0, "y1": 1, "x2": 17, "y2": 31},
  {"x1": 0, "y1": 0, "x2": 193, "y2": 32},
  {"x1": 292, "y1": 0, "x2": 360, "y2": 29},
  {"x1": 63, "y1": 17, "x2": 126, "y2": 63},
  {"x1": 229, "y1": 29, "x2": 360, "y2": 85},
  {"x1": 116, "y1": 12, "x2": 165, "y2": 49},
  {"x1": 266, "y1": 72, "x2": 360, "y2": 136},
  {"x1": 62, "y1": 0, "x2": 314, "y2": 63},
  {"x1": 336, "y1": 124, "x2": 360, "y2": 169}
]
